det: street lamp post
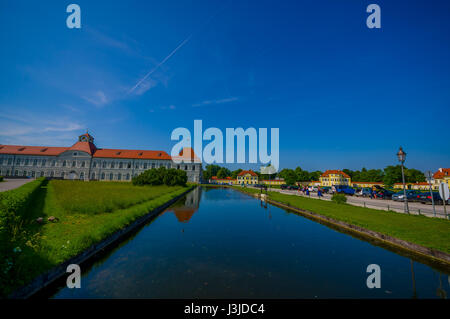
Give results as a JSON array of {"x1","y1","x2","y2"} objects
[
  {"x1": 397, "y1": 147, "x2": 410, "y2": 214},
  {"x1": 426, "y1": 171, "x2": 436, "y2": 217}
]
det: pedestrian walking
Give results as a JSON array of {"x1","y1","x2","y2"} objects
[{"x1": 317, "y1": 187, "x2": 323, "y2": 198}]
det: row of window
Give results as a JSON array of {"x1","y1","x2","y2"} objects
[
  {"x1": 321, "y1": 178, "x2": 349, "y2": 182},
  {"x1": 0, "y1": 170, "x2": 152, "y2": 181},
  {"x1": 0, "y1": 158, "x2": 198, "y2": 171}
]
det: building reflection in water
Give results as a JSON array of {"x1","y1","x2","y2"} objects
[{"x1": 164, "y1": 187, "x2": 202, "y2": 223}]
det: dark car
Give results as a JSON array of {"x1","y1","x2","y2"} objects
[
  {"x1": 280, "y1": 184, "x2": 288, "y2": 190},
  {"x1": 416, "y1": 192, "x2": 449, "y2": 205},
  {"x1": 375, "y1": 189, "x2": 395, "y2": 199},
  {"x1": 334, "y1": 185, "x2": 355, "y2": 195},
  {"x1": 392, "y1": 190, "x2": 420, "y2": 201},
  {"x1": 287, "y1": 185, "x2": 299, "y2": 190}
]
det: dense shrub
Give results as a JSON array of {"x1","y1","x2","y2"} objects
[
  {"x1": 0, "y1": 177, "x2": 46, "y2": 296},
  {"x1": 132, "y1": 167, "x2": 187, "y2": 186},
  {"x1": 0, "y1": 176, "x2": 4, "y2": 182},
  {"x1": 331, "y1": 193, "x2": 347, "y2": 204}
]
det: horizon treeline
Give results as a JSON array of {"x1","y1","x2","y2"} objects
[{"x1": 202, "y1": 165, "x2": 427, "y2": 187}]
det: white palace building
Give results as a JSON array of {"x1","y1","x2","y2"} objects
[{"x1": 0, "y1": 132, "x2": 202, "y2": 183}]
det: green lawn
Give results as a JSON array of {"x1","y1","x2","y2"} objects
[
  {"x1": 234, "y1": 186, "x2": 450, "y2": 254},
  {"x1": 0, "y1": 179, "x2": 190, "y2": 297}
]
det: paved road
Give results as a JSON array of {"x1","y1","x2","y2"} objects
[
  {"x1": 0, "y1": 178, "x2": 33, "y2": 192},
  {"x1": 266, "y1": 188, "x2": 449, "y2": 219}
]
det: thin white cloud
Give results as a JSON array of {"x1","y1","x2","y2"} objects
[
  {"x1": 192, "y1": 97, "x2": 239, "y2": 107},
  {"x1": 0, "y1": 110, "x2": 84, "y2": 146},
  {"x1": 83, "y1": 91, "x2": 108, "y2": 107}
]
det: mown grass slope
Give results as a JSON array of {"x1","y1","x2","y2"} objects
[{"x1": 0, "y1": 179, "x2": 190, "y2": 297}]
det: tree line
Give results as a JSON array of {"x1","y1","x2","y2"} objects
[{"x1": 203, "y1": 164, "x2": 427, "y2": 187}]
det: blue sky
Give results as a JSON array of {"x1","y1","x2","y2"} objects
[{"x1": 0, "y1": 0, "x2": 449, "y2": 172}]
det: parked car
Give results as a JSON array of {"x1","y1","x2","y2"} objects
[
  {"x1": 375, "y1": 189, "x2": 395, "y2": 199},
  {"x1": 392, "y1": 190, "x2": 420, "y2": 201},
  {"x1": 416, "y1": 192, "x2": 450, "y2": 205},
  {"x1": 308, "y1": 186, "x2": 318, "y2": 192},
  {"x1": 287, "y1": 185, "x2": 299, "y2": 190},
  {"x1": 321, "y1": 186, "x2": 331, "y2": 194},
  {"x1": 280, "y1": 184, "x2": 288, "y2": 190},
  {"x1": 355, "y1": 187, "x2": 372, "y2": 197},
  {"x1": 334, "y1": 185, "x2": 355, "y2": 195}
]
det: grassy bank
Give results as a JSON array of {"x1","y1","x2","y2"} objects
[
  {"x1": 0, "y1": 179, "x2": 190, "y2": 297},
  {"x1": 234, "y1": 186, "x2": 450, "y2": 254}
]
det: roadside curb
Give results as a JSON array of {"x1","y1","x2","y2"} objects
[{"x1": 9, "y1": 186, "x2": 195, "y2": 299}]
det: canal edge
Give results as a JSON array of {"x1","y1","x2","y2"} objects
[
  {"x1": 235, "y1": 188, "x2": 450, "y2": 270},
  {"x1": 9, "y1": 186, "x2": 196, "y2": 299}
]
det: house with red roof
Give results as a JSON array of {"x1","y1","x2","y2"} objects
[
  {"x1": 319, "y1": 170, "x2": 351, "y2": 187},
  {"x1": 236, "y1": 170, "x2": 258, "y2": 185},
  {"x1": 0, "y1": 132, "x2": 202, "y2": 183}
]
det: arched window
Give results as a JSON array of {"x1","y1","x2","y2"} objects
[
  {"x1": 50, "y1": 171, "x2": 54, "y2": 177},
  {"x1": 119, "y1": 162, "x2": 123, "y2": 169},
  {"x1": 63, "y1": 160, "x2": 67, "y2": 167},
  {"x1": 93, "y1": 161, "x2": 97, "y2": 168},
  {"x1": 40, "y1": 171, "x2": 44, "y2": 177},
  {"x1": 91, "y1": 172, "x2": 95, "y2": 179},
  {"x1": 109, "y1": 173, "x2": 113, "y2": 180},
  {"x1": 126, "y1": 173, "x2": 130, "y2": 180},
  {"x1": 118, "y1": 173, "x2": 122, "y2": 180},
  {"x1": 111, "y1": 162, "x2": 115, "y2": 169},
  {"x1": 42, "y1": 160, "x2": 46, "y2": 166},
  {"x1": 80, "y1": 172, "x2": 84, "y2": 180},
  {"x1": 61, "y1": 172, "x2": 65, "y2": 179},
  {"x1": 23, "y1": 170, "x2": 27, "y2": 176},
  {"x1": 72, "y1": 161, "x2": 76, "y2": 167},
  {"x1": 31, "y1": 171, "x2": 35, "y2": 177},
  {"x1": 101, "y1": 172, "x2": 105, "y2": 180},
  {"x1": 81, "y1": 161, "x2": 85, "y2": 168},
  {"x1": 102, "y1": 161, "x2": 106, "y2": 168}
]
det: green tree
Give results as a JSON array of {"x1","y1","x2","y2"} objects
[
  {"x1": 217, "y1": 167, "x2": 231, "y2": 178},
  {"x1": 202, "y1": 164, "x2": 221, "y2": 180},
  {"x1": 383, "y1": 165, "x2": 403, "y2": 187},
  {"x1": 279, "y1": 169, "x2": 297, "y2": 185},
  {"x1": 231, "y1": 169, "x2": 243, "y2": 179},
  {"x1": 406, "y1": 168, "x2": 425, "y2": 183}
]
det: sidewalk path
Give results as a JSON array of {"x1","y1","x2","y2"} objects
[{"x1": 0, "y1": 178, "x2": 33, "y2": 192}]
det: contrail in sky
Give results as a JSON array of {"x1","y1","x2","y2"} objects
[{"x1": 128, "y1": 34, "x2": 192, "y2": 94}]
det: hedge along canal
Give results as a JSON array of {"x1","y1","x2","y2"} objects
[
  {"x1": 9, "y1": 185, "x2": 195, "y2": 299},
  {"x1": 48, "y1": 187, "x2": 448, "y2": 298},
  {"x1": 234, "y1": 186, "x2": 450, "y2": 272}
]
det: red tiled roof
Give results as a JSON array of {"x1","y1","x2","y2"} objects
[
  {"x1": 69, "y1": 141, "x2": 97, "y2": 155},
  {"x1": 93, "y1": 149, "x2": 171, "y2": 160},
  {"x1": 433, "y1": 168, "x2": 450, "y2": 179},
  {"x1": 0, "y1": 142, "x2": 175, "y2": 160},
  {"x1": 237, "y1": 170, "x2": 258, "y2": 177},
  {"x1": 0, "y1": 145, "x2": 69, "y2": 156},
  {"x1": 320, "y1": 170, "x2": 350, "y2": 178}
]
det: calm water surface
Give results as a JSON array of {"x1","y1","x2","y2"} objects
[{"x1": 52, "y1": 187, "x2": 450, "y2": 298}]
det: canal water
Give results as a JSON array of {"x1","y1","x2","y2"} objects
[{"x1": 52, "y1": 187, "x2": 449, "y2": 298}]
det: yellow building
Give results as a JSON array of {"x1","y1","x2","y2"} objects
[
  {"x1": 210, "y1": 176, "x2": 237, "y2": 185},
  {"x1": 432, "y1": 168, "x2": 450, "y2": 191},
  {"x1": 393, "y1": 182, "x2": 430, "y2": 190},
  {"x1": 237, "y1": 170, "x2": 258, "y2": 185},
  {"x1": 261, "y1": 178, "x2": 285, "y2": 186},
  {"x1": 352, "y1": 181, "x2": 384, "y2": 188},
  {"x1": 319, "y1": 170, "x2": 351, "y2": 186}
]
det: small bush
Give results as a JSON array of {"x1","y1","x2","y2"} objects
[
  {"x1": 132, "y1": 167, "x2": 187, "y2": 186},
  {"x1": 0, "y1": 176, "x2": 4, "y2": 182},
  {"x1": 331, "y1": 193, "x2": 347, "y2": 204}
]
